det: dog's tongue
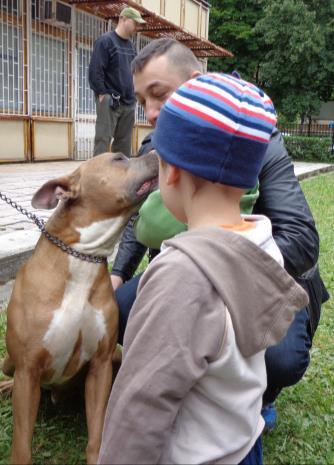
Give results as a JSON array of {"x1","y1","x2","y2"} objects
[
  {"x1": 137, "y1": 180, "x2": 151, "y2": 196},
  {"x1": 137, "y1": 178, "x2": 158, "y2": 196}
]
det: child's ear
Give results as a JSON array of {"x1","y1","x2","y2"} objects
[{"x1": 166, "y1": 165, "x2": 180, "y2": 185}]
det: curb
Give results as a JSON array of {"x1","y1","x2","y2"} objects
[
  {"x1": 297, "y1": 164, "x2": 334, "y2": 181},
  {"x1": 0, "y1": 230, "x2": 40, "y2": 283},
  {"x1": 0, "y1": 280, "x2": 14, "y2": 309},
  {"x1": 0, "y1": 250, "x2": 34, "y2": 283}
]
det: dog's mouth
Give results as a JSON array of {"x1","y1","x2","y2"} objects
[{"x1": 136, "y1": 176, "x2": 159, "y2": 198}]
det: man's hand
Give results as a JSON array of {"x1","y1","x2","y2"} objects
[
  {"x1": 111, "y1": 275, "x2": 124, "y2": 291},
  {"x1": 99, "y1": 94, "x2": 107, "y2": 103}
]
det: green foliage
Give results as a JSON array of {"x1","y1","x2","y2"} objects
[
  {"x1": 284, "y1": 136, "x2": 333, "y2": 162},
  {"x1": 277, "y1": 113, "x2": 299, "y2": 126},
  {"x1": 254, "y1": 0, "x2": 327, "y2": 121},
  {"x1": 209, "y1": 0, "x2": 334, "y2": 122},
  {"x1": 303, "y1": 0, "x2": 334, "y2": 102},
  {"x1": 208, "y1": 0, "x2": 266, "y2": 81}
]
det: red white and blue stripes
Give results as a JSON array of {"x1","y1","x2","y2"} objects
[
  {"x1": 153, "y1": 73, "x2": 277, "y2": 189},
  {"x1": 165, "y1": 73, "x2": 276, "y2": 144}
]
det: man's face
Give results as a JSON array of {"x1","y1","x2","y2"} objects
[
  {"x1": 133, "y1": 55, "x2": 187, "y2": 127},
  {"x1": 122, "y1": 17, "x2": 138, "y2": 37}
]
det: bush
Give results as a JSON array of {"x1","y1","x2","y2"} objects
[{"x1": 284, "y1": 136, "x2": 333, "y2": 162}]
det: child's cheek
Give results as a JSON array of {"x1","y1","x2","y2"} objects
[
  {"x1": 159, "y1": 178, "x2": 167, "y2": 206},
  {"x1": 158, "y1": 161, "x2": 167, "y2": 189}
]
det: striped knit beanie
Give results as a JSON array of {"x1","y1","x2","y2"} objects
[{"x1": 152, "y1": 73, "x2": 277, "y2": 189}]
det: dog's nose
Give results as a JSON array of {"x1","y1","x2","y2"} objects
[{"x1": 145, "y1": 150, "x2": 159, "y2": 173}]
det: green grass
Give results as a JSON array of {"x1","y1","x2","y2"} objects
[
  {"x1": 1, "y1": 172, "x2": 333, "y2": 464},
  {"x1": 263, "y1": 172, "x2": 334, "y2": 465}
]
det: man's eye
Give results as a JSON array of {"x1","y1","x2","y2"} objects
[{"x1": 153, "y1": 92, "x2": 167, "y2": 99}]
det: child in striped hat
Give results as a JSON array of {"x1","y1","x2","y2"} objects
[
  {"x1": 98, "y1": 74, "x2": 308, "y2": 465},
  {"x1": 153, "y1": 72, "x2": 277, "y2": 189}
]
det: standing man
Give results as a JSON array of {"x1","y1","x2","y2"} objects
[{"x1": 89, "y1": 7, "x2": 146, "y2": 157}]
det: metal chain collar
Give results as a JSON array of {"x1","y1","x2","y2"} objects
[{"x1": 0, "y1": 191, "x2": 107, "y2": 264}]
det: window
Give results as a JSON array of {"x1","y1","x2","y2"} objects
[
  {"x1": 30, "y1": 32, "x2": 69, "y2": 116},
  {"x1": 0, "y1": 21, "x2": 24, "y2": 113}
]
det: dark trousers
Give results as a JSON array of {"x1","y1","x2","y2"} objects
[
  {"x1": 263, "y1": 307, "x2": 311, "y2": 403},
  {"x1": 115, "y1": 274, "x2": 312, "y2": 403},
  {"x1": 94, "y1": 94, "x2": 135, "y2": 157},
  {"x1": 239, "y1": 436, "x2": 263, "y2": 465},
  {"x1": 116, "y1": 273, "x2": 142, "y2": 346}
]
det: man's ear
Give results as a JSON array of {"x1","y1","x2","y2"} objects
[
  {"x1": 31, "y1": 176, "x2": 79, "y2": 210},
  {"x1": 166, "y1": 165, "x2": 180, "y2": 185},
  {"x1": 190, "y1": 70, "x2": 202, "y2": 79}
]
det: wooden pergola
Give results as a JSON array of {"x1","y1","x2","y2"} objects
[{"x1": 68, "y1": 0, "x2": 233, "y2": 58}]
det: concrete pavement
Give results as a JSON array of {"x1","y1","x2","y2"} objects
[
  {"x1": 0, "y1": 159, "x2": 333, "y2": 288},
  {"x1": 0, "y1": 161, "x2": 83, "y2": 284}
]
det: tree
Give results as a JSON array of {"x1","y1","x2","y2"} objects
[
  {"x1": 254, "y1": 0, "x2": 329, "y2": 122},
  {"x1": 208, "y1": 0, "x2": 334, "y2": 122},
  {"x1": 303, "y1": 0, "x2": 334, "y2": 102},
  {"x1": 208, "y1": 0, "x2": 266, "y2": 82}
]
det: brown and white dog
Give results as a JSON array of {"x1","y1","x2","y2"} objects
[{"x1": 1, "y1": 151, "x2": 158, "y2": 464}]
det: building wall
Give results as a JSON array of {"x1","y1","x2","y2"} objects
[
  {"x1": 139, "y1": 0, "x2": 209, "y2": 38},
  {"x1": 0, "y1": 0, "x2": 209, "y2": 162},
  {"x1": 313, "y1": 102, "x2": 334, "y2": 123}
]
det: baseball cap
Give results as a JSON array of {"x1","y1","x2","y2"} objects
[{"x1": 120, "y1": 7, "x2": 146, "y2": 24}]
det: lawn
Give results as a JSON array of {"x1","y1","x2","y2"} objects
[
  {"x1": 263, "y1": 172, "x2": 334, "y2": 465},
  {"x1": 0, "y1": 172, "x2": 333, "y2": 464}
]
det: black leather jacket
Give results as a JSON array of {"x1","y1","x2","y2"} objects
[
  {"x1": 112, "y1": 128, "x2": 329, "y2": 336},
  {"x1": 112, "y1": 135, "x2": 157, "y2": 281}
]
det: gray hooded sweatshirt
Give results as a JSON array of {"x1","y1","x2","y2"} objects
[{"x1": 98, "y1": 223, "x2": 308, "y2": 465}]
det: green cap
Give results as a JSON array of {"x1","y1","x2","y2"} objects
[{"x1": 120, "y1": 7, "x2": 146, "y2": 24}]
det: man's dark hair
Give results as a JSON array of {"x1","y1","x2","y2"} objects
[{"x1": 131, "y1": 38, "x2": 202, "y2": 80}]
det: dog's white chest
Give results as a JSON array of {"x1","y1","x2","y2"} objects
[{"x1": 43, "y1": 258, "x2": 107, "y2": 384}]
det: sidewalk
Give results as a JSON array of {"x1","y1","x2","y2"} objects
[
  {"x1": 0, "y1": 160, "x2": 83, "y2": 284},
  {"x1": 0, "y1": 159, "x2": 333, "y2": 286}
]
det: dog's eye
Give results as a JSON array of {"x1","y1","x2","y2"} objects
[{"x1": 113, "y1": 154, "x2": 127, "y2": 162}]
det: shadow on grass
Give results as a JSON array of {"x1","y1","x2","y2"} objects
[{"x1": 0, "y1": 383, "x2": 87, "y2": 465}]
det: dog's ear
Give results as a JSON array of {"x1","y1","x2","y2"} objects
[{"x1": 32, "y1": 176, "x2": 79, "y2": 210}]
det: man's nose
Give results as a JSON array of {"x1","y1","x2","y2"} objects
[{"x1": 146, "y1": 103, "x2": 160, "y2": 127}]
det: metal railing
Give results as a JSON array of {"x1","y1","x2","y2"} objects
[
  {"x1": 74, "y1": 8, "x2": 107, "y2": 160},
  {"x1": 135, "y1": 33, "x2": 151, "y2": 127},
  {"x1": 278, "y1": 122, "x2": 333, "y2": 138},
  {"x1": 0, "y1": 0, "x2": 25, "y2": 114}
]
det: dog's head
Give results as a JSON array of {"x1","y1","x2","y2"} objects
[
  {"x1": 31, "y1": 151, "x2": 159, "y2": 255},
  {"x1": 32, "y1": 151, "x2": 159, "y2": 216}
]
